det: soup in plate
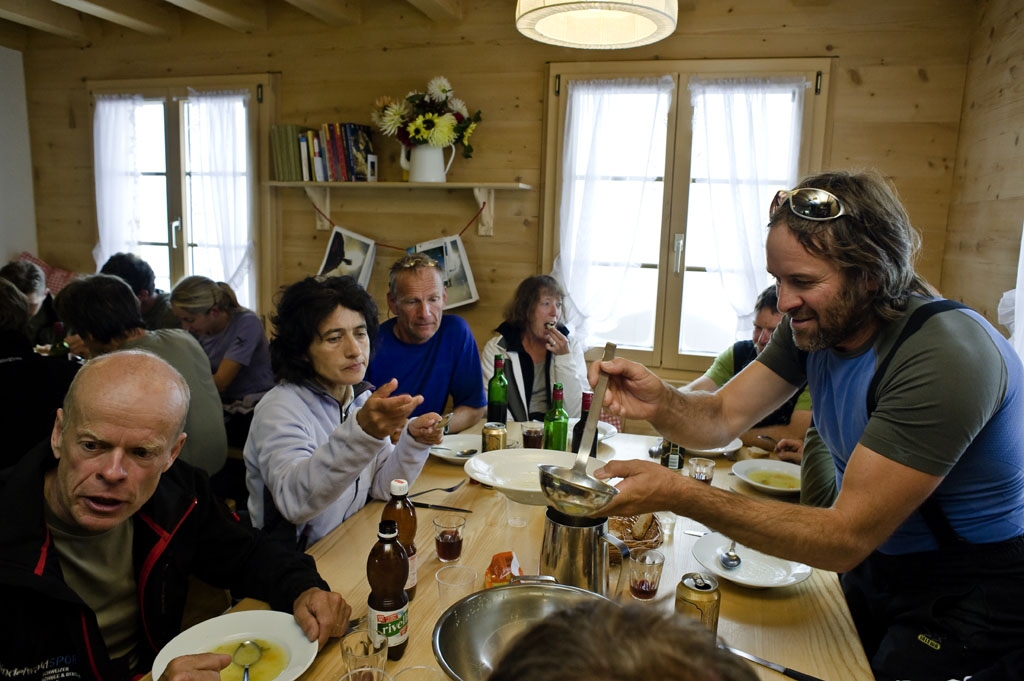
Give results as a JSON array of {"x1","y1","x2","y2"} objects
[
  {"x1": 210, "y1": 639, "x2": 288, "y2": 681},
  {"x1": 747, "y1": 470, "x2": 800, "y2": 490}
]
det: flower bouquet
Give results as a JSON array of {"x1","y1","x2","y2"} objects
[{"x1": 371, "y1": 76, "x2": 482, "y2": 159}]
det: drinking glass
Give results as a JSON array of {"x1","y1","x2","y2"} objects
[
  {"x1": 521, "y1": 421, "x2": 544, "y2": 449},
  {"x1": 628, "y1": 548, "x2": 665, "y2": 601},
  {"x1": 505, "y1": 496, "x2": 530, "y2": 527},
  {"x1": 689, "y1": 457, "x2": 716, "y2": 485},
  {"x1": 341, "y1": 628, "x2": 387, "y2": 673},
  {"x1": 433, "y1": 515, "x2": 466, "y2": 562},
  {"x1": 338, "y1": 668, "x2": 392, "y2": 681},
  {"x1": 394, "y1": 666, "x2": 446, "y2": 681},
  {"x1": 435, "y1": 564, "x2": 478, "y2": 609}
]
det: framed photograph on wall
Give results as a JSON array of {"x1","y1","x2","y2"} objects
[
  {"x1": 318, "y1": 225, "x2": 376, "y2": 288},
  {"x1": 409, "y1": 234, "x2": 479, "y2": 309}
]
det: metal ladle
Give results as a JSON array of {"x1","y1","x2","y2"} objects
[
  {"x1": 232, "y1": 640, "x2": 262, "y2": 681},
  {"x1": 538, "y1": 343, "x2": 620, "y2": 516},
  {"x1": 719, "y1": 540, "x2": 741, "y2": 569}
]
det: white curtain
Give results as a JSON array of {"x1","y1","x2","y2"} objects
[
  {"x1": 689, "y1": 77, "x2": 806, "y2": 335},
  {"x1": 551, "y1": 76, "x2": 675, "y2": 344},
  {"x1": 92, "y1": 94, "x2": 143, "y2": 270},
  {"x1": 186, "y1": 89, "x2": 254, "y2": 308}
]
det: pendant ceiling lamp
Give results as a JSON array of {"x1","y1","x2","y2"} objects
[{"x1": 515, "y1": 0, "x2": 678, "y2": 50}]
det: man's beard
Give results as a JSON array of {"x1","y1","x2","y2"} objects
[{"x1": 789, "y1": 286, "x2": 873, "y2": 352}]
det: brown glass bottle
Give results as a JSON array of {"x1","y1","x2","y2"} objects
[
  {"x1": 381, "y1": 478, "x2": 418, "y2": 600},
  {"x1": 366, "y1": 520, "x2": 410, "y2": 661}
]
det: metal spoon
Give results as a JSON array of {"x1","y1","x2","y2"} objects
[
  {"x1": 232, "y1": 640, "x2": 262, "y2": 681},
  {"x1": 455, "y1": 449, "x2": 478, "y2": 457},
  {"x1": 756, "y1": 435, "x2": 778, "y2": 449},
  {"x1": 719, "y1": 540, "x2": 741, "y2": 569},
  {"x1": 538, "y1": 342, "x2": 620, "y2": 516}
]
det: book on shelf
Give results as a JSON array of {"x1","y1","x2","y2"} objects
[
  {"x1": 328, "y1": 122, "x2": 349, "y2": 182},
  {"x1": 298, "y1": 130, "x2": 311, "y2": 182},
  {"x1": 343, "y1": 122, "x2": 375, "y2": 182},
  {"x1": 270, "y1": 123, "x2": 307, "y2": 182},
  {"x1": 310, "y1": 130, "x2": 326, "y2": 182},
  {"x1": 320, "y1": 124, "x2": 335, "y2": 181}
]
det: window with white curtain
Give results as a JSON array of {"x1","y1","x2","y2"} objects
[
  {"x1": 90, "y1": 77, "x2": 268, "y2": 310},
  {"x1": 542, "y1": 59, "x2": 831, "y2": 374}
]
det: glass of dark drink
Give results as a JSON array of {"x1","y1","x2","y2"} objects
[
  {"x1": 688, "y1": 457, "x2": 716, "y2": 485},
  {"x1": 522, "y1": 421, "x2": 544, "y2": 449},
  {"x1": 433, "y1": 515, "x2": 466, "y2": 562},
  {"x1": 628, "y1": 548, "x2": 665, "y2": 601}
]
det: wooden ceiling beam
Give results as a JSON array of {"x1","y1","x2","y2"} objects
[
  {"x1": 0, "y1": 0, "x2": 89, "y2": 42},
  {"x1": 51, "y1": 0, "x2": 181, "y2": 36},
  {"x1": 162, "y1": 0, "x2": 265, "y2": 33},
  {"x1": 283, "y1": 0, "x2": 359, "y2": 26},
  {"x1": 403, "y1": 0, "x2": 461, "y2": 23}
]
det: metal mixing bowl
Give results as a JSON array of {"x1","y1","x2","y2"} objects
[{"x1": 432, "y1": 580, "x2": 610, "y2": 680}]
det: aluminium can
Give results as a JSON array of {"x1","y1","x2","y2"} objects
[
  {"x1": 675, "y1": 572, "x2": 721, "y2": 637},
  {"x1": 481, "y1": 422, "x2": 507, "y2": 453}
]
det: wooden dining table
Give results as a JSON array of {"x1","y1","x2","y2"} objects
[{"x1": 235, "y1": 422, "x2": 873, "y2": 681}]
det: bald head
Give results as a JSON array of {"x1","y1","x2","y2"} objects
[
  {"x1": 47, "y1": 350, "x2": 192, "y2": 533},
  {"x1": 63, "y1": 350, "x2": 190, "y2": 438}
]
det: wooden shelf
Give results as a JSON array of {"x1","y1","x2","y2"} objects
[{"x1": 266, "y1": 181, "x2": 532, "y2": 235}]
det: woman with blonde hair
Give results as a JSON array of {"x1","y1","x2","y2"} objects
[{"x1": 171, "y1": 276, "x2": 274, "y2": 449}]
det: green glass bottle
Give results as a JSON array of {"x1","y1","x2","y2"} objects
[
  {"x1": 487, "y1": 354, "x2": 508, "y2": 423},
  {"x1": 543, "y1": 382, "x2": 569, "y2": 451}
]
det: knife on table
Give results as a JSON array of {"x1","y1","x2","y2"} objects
[
  {"x1": 411, "y1": 501, "x2": 472, "y2": 513},
  {"x1": 725, "y1": 647, "x2": 826, "y2": 681}
]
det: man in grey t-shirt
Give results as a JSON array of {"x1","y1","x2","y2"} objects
[{"x1": 589, "y1": 170, "x2": 1024, "y2": 681}]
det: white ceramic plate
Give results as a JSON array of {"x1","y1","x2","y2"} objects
[
  {"x1": 430, "y1": 433, "x2": 482, "y2": 465},
  {"x1": 463, "y1": 448, "x2": 605, "y2": 505},
  {"x1": 151, "y1": 610, "x2": 317, "y2": 681},
  {"x1": 685, "y1": 438, "x2": 743, "y2": 457},
  {"x1": 692, "y1": 532, "x2": 812, "y2": 589},
  {"x1": 732, "y1": 458, "x2": 802, "y2": 495},
  {"x1": 566, "y1": 418, "x2": 618, "y2": 441}
]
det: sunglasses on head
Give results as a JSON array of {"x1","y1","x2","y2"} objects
[{"x1": 771, "y1": 187, "x2": 846, "y2": 221}]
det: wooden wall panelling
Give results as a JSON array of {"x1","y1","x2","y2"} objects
[
  {"x1": 21, "y1": 0, "x2": 982, "y2": 349},
  {"x1": 942, "y1": 0, "x2": 1024, "y2": 322}
]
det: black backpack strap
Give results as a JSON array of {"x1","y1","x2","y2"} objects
[{"x1": 867, "y1": 299, "x2": 969, "y2": 547}]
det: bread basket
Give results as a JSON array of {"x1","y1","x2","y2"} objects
[{"x1": 607, "y1": 513, "x2": 663, "y2": 563}]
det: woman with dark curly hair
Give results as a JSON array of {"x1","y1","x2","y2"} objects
[
  {"x1": 244, "y1": 275, "x2": 443, "y2": 549},
  {"x1": 481, "y1": 275, "x2": 589, "y2": 421}
]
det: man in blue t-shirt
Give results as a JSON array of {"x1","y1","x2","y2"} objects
[
  {"x1": 589, "y1": 171, "x2": 1024, "y2": 681},
  {"x1": 366, "y1": 253, "x2": 485, "y2": 434}
]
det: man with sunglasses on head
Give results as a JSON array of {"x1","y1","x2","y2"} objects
[
  {"x1": 366, "y1": 253, "x2": 486, "y2": 434},
  {"x1": 590, "y1": 170, "x2": 1024, "y2": 681}
]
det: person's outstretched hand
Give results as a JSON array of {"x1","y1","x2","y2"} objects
[
  {"x1": 357, "y1": 379, "x2": 425, "y2": 440},
  {"x1": 293, "y1": 587, "x2": 352, "y2": 649},
  {"x1": 157, "y1": 653, "x2": 231, "y2": 681},
  {"x1": 588, "y1": 357, "x2": 669, "y2": 422},
  {"x1": 774, "y1": 438, "x2": 804, "y2": 463},
  {"x1": 409, "y1": 413, "x2": 445, "y2": 446}
]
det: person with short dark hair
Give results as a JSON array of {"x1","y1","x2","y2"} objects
[
  {"x1": 684, "y1": 284, "x2": 812, "y2": 450},
  {"x1": 0, "y1": 278, "x2": 79, "y2": 466},
  {"x1": 592, "y1": 170, "x2": 1024, "y2": 681},
  {"x1": 245, "y1": 275, "x2": 443, "y2": 549},
  {"x1": 480, "y1": 275, "x2": 589, "y2": 421},
  {"x1": 366, "y1": 253, "x2": 486, "y2": 434},
  {"x1": 55, "y1": 274, "x2": 227, "y2": 475},
  {"x1": 487, "y1": 600, "x2": 759, "y2": 681},
  {"x1": 0, "y1": 350, "x2": 351, "y2": 681},
  {"x1": 100, "y1": 252, "x2": 181, "y2": 330},
  {"x1": 0, "y1": 259, "x2": 60, "y2": 347}
]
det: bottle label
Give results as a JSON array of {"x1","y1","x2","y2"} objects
[
  {"x1": 405, "y1": 551, "x2": 418, "y2": 590},
  {"x1": 368, "y1": 604, "x2": 409, "y2": 648}
]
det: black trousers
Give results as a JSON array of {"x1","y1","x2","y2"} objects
[{"x1": 841, "y1": 536, "x2": 1024, "y2": 681}]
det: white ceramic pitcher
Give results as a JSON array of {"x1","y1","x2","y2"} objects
[{"x1": 400, "y1": 144, "x2": 455, "y2": 183}]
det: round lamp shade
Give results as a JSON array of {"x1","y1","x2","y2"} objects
[{"x1": 515, "y1": 0, "x2": 678, "y2": 50}]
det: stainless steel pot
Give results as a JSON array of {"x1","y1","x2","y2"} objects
[{"x1": 432, "y1": 578, "x2": 610, "y2": 681}]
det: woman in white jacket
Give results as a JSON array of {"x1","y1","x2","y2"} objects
[
  {"x1": 481, "y1": 276, "x2": 589, "y2": 421},
  {"x1": 245, "y1": 275, "x2": 442, "y2": 549}
]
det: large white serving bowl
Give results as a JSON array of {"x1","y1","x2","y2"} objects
[{"x1": 464, "y1": 448, "x2": 605, "y2": 505}]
